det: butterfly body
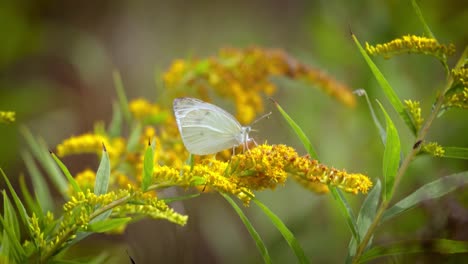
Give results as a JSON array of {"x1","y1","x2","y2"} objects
[{"x1": 173, "y1": 97, "x2": 252, "y2": 155}]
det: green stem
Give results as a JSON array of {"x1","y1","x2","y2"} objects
[{"x1": 352, "y1": 49, "x2": 467, "y2": 262}]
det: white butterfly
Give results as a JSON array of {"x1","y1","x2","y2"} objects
[{"x1": 173, "y1": 97, "x2": 254, "y2": 155}]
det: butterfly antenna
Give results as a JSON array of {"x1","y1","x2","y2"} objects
[{"x1": 250, "y1": 112, "x2": 272, "y2": 126}]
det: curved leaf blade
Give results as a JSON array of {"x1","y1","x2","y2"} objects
[
  {"x1": 222, "y1": 194, "x2": 271, "y2": 264},
  {"x1": 361, "y1": 239, "x2": 468, "y2": 262},
  {"x1": 383, "y1": 171, "x2": 468, "y2": 222},
  {"x1": 377, "y1": 101, "x2": 401, "y2": 201},
  {"x1": 352, "y1": 34, "x2": 417, "y2": 135},
  {"x1": 253, "y1": 197, "x2": 310, "y2": 264}
]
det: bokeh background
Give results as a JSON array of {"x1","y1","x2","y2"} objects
[{"x1": 1, "y1": 0, "x2": 467, "y2": 263}]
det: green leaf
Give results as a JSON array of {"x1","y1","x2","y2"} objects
[
  {"x1": 442, "y1": 147, "x2": 468, "y2": 160},
  {"x1": 94, "y1": 146, "x2": 111, "y2": 195},
  {"x1": 222, "y1": 194, "x2": 271, "y2": 264},
  {"x1": 126, "y1": 124, "x2": 142, "y2": 152},
  {"x1": 330, "y1": 187, "x2": 360, "y2": 242},
  {"x1": 21, "y1": 151, "x2": 54, "y2": 213},
  {"x1": 0, "y1": 169, "x2": 30, "y2": 234},
  {"x1": 19, "y1": 175, "x2": 42, "y2": 218},
  {"x1": 382, "y1": 171, "x2": 468, "y2": 222},
  {"x1": 352, "y1": 34, "x2": 417, "y2": 135},
  {"x1": 142, "y1": 141, "x2": 154, "y2": 191},
  {"x1": 377, "y1": 101, "x2": 401, "y2": 201},
  {"x1": 161, "y1": 193, "x2": 201, "y2": 204},
  {"x1": 3, "y1": 192, "x2": 20, "y2": 243},
  {"x1": 51, "y1": 153, "x2": 82, "y2": 193},
  {"x1": 253, "y1": 197, "x2": 310, "y2": 264},
  {"x1": 0, "y1": 193, "x2": 26, "y2": 262},
  {"x1": 20, "y1": 126, "x2": 69, "y2": 196},
  {"x1": 113, "y1": 70, "x2": 131, "y2": 123},
  {"x1": 88, "y1": 217, "x2": 131, "y2": 233},
  {"x1": 271, "y1": 98, "x2": 318, "y2": 159},
  {"x1": 108, "y1": 102, "x2": 122, "y2": 137},
  {"x1": 354, "y1": 89, "x2": 385, "y2": 144},
  {"x1": 410, "y1": 0, "x2": 435, "y2": 40},
  {"x1": 348, "y1": 180, "x2": 381, "y2": 258},
  {"x1": 360, "y1": 239, "x2": 468, "y2": 262}
]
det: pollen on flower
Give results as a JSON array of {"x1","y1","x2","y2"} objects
[
  {"x1": 422, "y1": 142, "x2": 445, "y2": 157},
  {"x1": 0, "y1": 111, "x2": 15, "y2": 123},
  {"x1": 365, "y1": 35, "x2": 455, "y2": 60},
  {"x1": 404, "y1": 100, "x2": 424, "y2": 131}
]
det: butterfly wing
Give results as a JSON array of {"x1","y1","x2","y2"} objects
[{"x1": 173, "y1": 98, "x2": 243, "y2": 155}]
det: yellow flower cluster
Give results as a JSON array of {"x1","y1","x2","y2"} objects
[
  {"x1": 423, "y1": 142, "x2": 445, "y2": 157},
  {"x1": 444, "y1": 87, "x2": 468, "y2": 109},
  {"x1": 163, "y1": 46, "x2": 356, "y2": 124},
  {"x1": 149, "y1": 144, "x2": 371, "y2": 204},
  {"x1": 129, "y1": 98, "x2": 170, "y2": 122},
  {"x1": 444, "y1": 68, "x2": 468, "y2": 109},
  {"x1": 366, "y1": 35, "x2": 455, "y2": 60},
  {"x1": 404, "y1": 100, "x2": 424, "y2": 131},
  {"x1": 56, "y1": 133, "x2": 125, "y2": 161},
  {"x1": 0, "y1": 111, "x2": 15, "y2": 123},
  {"x1": 72, "y1": 169, "x2": 96, "y2": 193}
]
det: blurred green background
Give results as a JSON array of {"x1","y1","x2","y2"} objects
[{"x1": 0, "y1": 0, "x2": 467, "y2": 263}]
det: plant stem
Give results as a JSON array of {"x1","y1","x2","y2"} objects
[{"x1": 351, "y1": 61, "x2": 460, "y2": 262}]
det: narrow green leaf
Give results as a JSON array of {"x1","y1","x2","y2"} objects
[
  {"x1": 94, "y1": 146, "x2": 111, "y2": 195},
  {"x1": 271, "y1": 98, "x2": 318, "y2": 159},
  {"x1": 360, "y1": 239, "x2": 468, "y2": 262},
  {"x1": 3, "y1": 192, "x2": 20, "y2": 243},
  {"x1": 19, "y1": 175, "x2": 42, "y2": 218},
  {"x1": 0, "y1": 169, "x2": 30, "y2": 232},
  {"x1": 352, "y1": 34, "x2": 417, "y2": 135},
  {"x1": 113, "y1": 70, "x2": 131, "y2": 123},
  {"x1": 51, "y1": 153, "x2": 82, "y2": 193},
  {"x1": 222, "y1": 194, "x2": 271, "y2": 264},
  {"x1": 330, "y1": 187, "x2": 360, "y2": 242},
  {"x1": 0, "y1": 198, "x2": 26, "y2": 261},
  {"x1": 348, "y1": 180, "x2": 381, "y2": 258},
  {"x1": 88, "y1": 217, "x2": 131, "y2": 233},
  {"x1": 21, "y1": 151, "x2": 54, "y2": 213},
  {"x1": 410, "y1": 0, "x2": 435, "y2": 39},
  {"x1": 108, "y1": 102, "x2": 122, "y2": 137},
  {"x1": 253, "y1": 197, "x2": 310, "y2": 264},
  {"x1": 161, "y1": 193, "x2": 201, "y2": 204},
  {"x1": 354, "y1": 89, "x2": 385, "y2": 144},
  {"x1": 126, "y1": 124, "x2": 142, "y2": 152},
  {"x1": 382, "y1": 171, "x2": 468, "y2": 222},
  {"x1": 377, "y1": 101, "x2": 401, "y2": 201},
  {"x1": 442, "y1": 147, "x2": 468, "y2": 160},
  {"x1": 142, "y1": 141, "x2": 154, "y2": 191},
  {"x1": 20, "y1": 126, "x2": 68, "y2": 196}
]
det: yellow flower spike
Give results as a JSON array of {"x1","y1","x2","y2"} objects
[
  {"x1": 365, "y1": 35, "x2": 455, "y2": 60},
  {"x1": 422, "y1": 142, "x2": 445, "y2": 157},
  {"x1": 0, "y1": 111, "x2": 15, "y2": 123},
  {"x1": 444, "y1": 67, "x2": 468, "y2": 109},
  {"x1": 56, "y1": 133, "x2": 125, "y2": 162},
  {"x1": 404, "y1": 100, "x2": 424, "y2": 131}
]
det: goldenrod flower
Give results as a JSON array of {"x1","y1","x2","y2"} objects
[
  {"x1": 56, "y1": 133, "x2": 125, "y2": 161},
  {"x1": 444, "y1": 68, "x2": 468, "y2": 109},
  {"x1": 404, "y1": 100, "x2": 424, "y2": 131},
  {"x1": 163, "y1": 46, "x2": 356, "y2": 124},
  {"x1": 422, "y1": 142, "x2": 445, "y2": 157},
  {"x1": 129, "y1": 98, "x2": 169, "y2": 122},
  {"x1": 366, "y1": 35, "x2": 455, "y2": 60},
  {"x1": 0, "y1": 111, "x2": 15, "y2": 123}
]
